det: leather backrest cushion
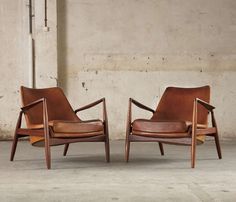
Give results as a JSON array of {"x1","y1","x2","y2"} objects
[
  {"x1": 21, "y1": 86, "x2": 79, "y2": 126},
  {"x1": 152, "y1": 86, "x2": 210, "y2": 124}
]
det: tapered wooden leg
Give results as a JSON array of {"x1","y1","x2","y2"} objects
[
  {"x1": 211, "y1": 112, "x2": 222, "y2": 159},
  {"x1": 214, "y1": 133, "x2": 222, "y2": 159},
  {"x1": 191, "y1": 137, "x2": 196, "y2": 168},
  {"x1": 42, "y1": 101, "x2": 51, "y2": 169},
  {"x1": 125, "y1": 138, "x2": 130, "y2": 162},
  {"x1": 104, "y1": 119, "x2": 110, "y2": 163},
  {"x1": 63, "y1": 143, "x2": 69, "y2": 156},
  {"x1": 10, "y1": 133, "x2": 18, "y2": 161},
  {"x1": 10, "y1": 112, "x2": 22, "y2": 161},
  {"x1": 45, "y1": 140, "x2": 51, "y2": 169},
  {"x1": 191, "y1": 100, "x2": 197, "y2": 168},
  {"x1": 105, "y1": 139, "x2": 110, "y2": 162},
  {"x1": 45, "y1": 146, "x2": 51, "y2": 170},
  {"x1": 158, "y1": 142, "x2": 164, "y2": 156}
]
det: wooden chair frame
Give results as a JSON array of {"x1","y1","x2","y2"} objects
[
  {"x1": 125, "y1": 98, "x2": 222, "y2": 168},
  {"x1": 10, "y1": 97, "x2": 110, "y2": 169}
]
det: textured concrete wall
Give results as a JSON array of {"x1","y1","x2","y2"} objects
[
  {"x1": 0, "y1": 0, "x2": 235, "y2": 140},
  {"x1": 34, "y1": 0, "x2": 58, "y2": 88},
  {"x1": 57, "y1": 0, "x2": 236, "y2": 139},
  {"x1": 0, "y1": 0, "x2": 57, "y2": 138},
  {"x1": 0, "y1": 0, "x2": 28, "y2": 138},
  {"x1": 58, "y1": 0, "x2": 236, "y2": 73}
]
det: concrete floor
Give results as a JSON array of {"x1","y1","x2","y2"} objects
[{"x1": 0, "y1": 140, "x2": 236, "y2": 202}]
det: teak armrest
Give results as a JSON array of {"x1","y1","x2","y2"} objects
[
  {"x1": 20, "y1": 98, "x2": 49, "y2": 139},
  {"x1": 21, "y1": 98, "x2": 45, "y2": 112},
  {"x1": 130, "y1": 98, "x2": 155, "y2": 114},
  {"x1": 127, "y1": 98, "x2": 154, "y2": 126},
  {"x1": 191, "y1": 98, "x2": 216, "y2": 139},
  {"x1": 75, "y1": 98, "x2": 104, "y2": 113},
  {"x1": 75, "y1": 98, "x2": 108, "y2": 122},
  {"x1": 196, "y1": 98, "x2": 215, "y2": 111}
]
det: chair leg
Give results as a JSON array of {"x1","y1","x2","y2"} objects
[
  {"x1": 44, "y1": 139, "x2": 51, "y2": 169},
  {"x1": 10, "y1": 111, "x2": 22, "y2": 161},
  {"x1": 63, "y1": 143, "x2": 69, "y2": 156},
  {"x1": 104, "y1": 139, "x2": 110, "y2": 162},
  {"x1": 125, "y1": 138, "x2": 130, "y2": 162},
  {"x1": 191, "y1": 137, "x2": 196, "y2": 168},
  {"x1": 158, "y1": 142, "x2": 164, "y2": 156},
  {"x1": 211, "y1": 112, "x2": 222, "y2": 159},
  {"x1": 10, "y1": 132, "x2": 19, "y2": 161},
  {"x1": 214, "y1": 133, "x2": 222, "y2": 159}
]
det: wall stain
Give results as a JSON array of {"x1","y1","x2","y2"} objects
[
  {"x1": 82, "y1": 82, "x2": 88, "y2": 91},
  {"x1": 50, "y1": 76, "x2": 58, "y2": 86},
  {"x1": 0, "y1": 96, "x2": 3, "y2": 99}
]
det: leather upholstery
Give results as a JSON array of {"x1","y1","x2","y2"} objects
[
  {"x1": 132, "y1": 86, "x2": 210, "y2": 142},
  {"x1": 20, "y1": 87, "x2": 104, "y2": 146},
  {"x1": 21, "y1": 87, "x2": 80, "y2": 127},
  {"x1": 152, "y1": 86, "x2": 210, "y2": 124},
  {"x1": 132, "y1": 119, "x2": 207, "y2": 140},
  {"x1": 132, "y1": 119, "x2": 188, "y2": 133},
  {"x1": 52, "y1": 120, "x2": 104, "y2": 137}
]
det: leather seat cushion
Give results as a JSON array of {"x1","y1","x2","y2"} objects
[
  {"x1": 28, "y1": 120, "x2": 104, "y2": 146},
  {"x1": 52, "y1": 120, "x2": 104, "y2": 134},
  {"x1": 132, "y1": 119, "x2": 188, "y2": 133}
]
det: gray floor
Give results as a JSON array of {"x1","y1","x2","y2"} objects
[{"x1": 0, "y1": 140, "x2": 236, "y2": 202}]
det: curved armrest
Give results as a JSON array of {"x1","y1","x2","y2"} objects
[
  {"x1": 130, "y1": 98, "x2": 155, "y2": 113},
  {"x1": 127, "y1": 98, "x2": 155, "y2": 126},
  {"x1": 20, "y1": 98, "x2": 49, "y2": 140},
  {"x1": 191, "y1": 98, "x2": 216, "y2": 138},
  {"x1": 74, "y1": 98, "x2": 104, "y2": 113},
  {"x1": 75, "y1": 98, "x2": 108, "y2": 122},
  {"x1": 196, "y1": 98, "x2": 215, "y2": 111},
  {"x1": 21, "y1": 98, "x2": 45, "y2": 112}
]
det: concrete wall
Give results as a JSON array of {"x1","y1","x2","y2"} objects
[
  {"x1": 0, "y1": 0, "x2": 28, "y2": 138},
  {"x1": 0, "y1": 0, "x2": 235, "y2": 140},
  {"x1": 34, "y1": 0, "x2": 58, "y2": 88},
  {"x1": 0, "y1": 0, "x2": 57, "y2": 139},
  {"x1": 57, "y1": 0, "x2": 236, "y2": 139}
]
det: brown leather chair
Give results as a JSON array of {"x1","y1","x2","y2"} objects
[
  {"x1": 10, "y1": 86, "x2": 110, "y2": 169},
  {"x1": 125, "y1": 86, "x2": 222, "y2": 168}
]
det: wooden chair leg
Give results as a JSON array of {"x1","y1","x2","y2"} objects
[
  {"x1": 105, "y1": 139, "x2": 110, "y2": 162},
  {"x1": 44, "y1": 138, "x2": 51, "y2": 169},
  {"x1": 191, "y1": 100, "x2": 197, "y2": 168},
  {"x1": 191, "y1": 137, "x2": 196, "y2": 168},
  {"x1": 10, "y1": 132, "x2": 19, "y2": 161},
  {"x1": 125, "y1": 139, "x2": 130, "y2": 162},
  {"x1": 214, "y1": 133, "x2": 222, "y2": 159},
  {"x1": 158, "y1": 142, "x2": 164, "y2": 156},
  {"x1": 10, "y1": 111, "x2": 22, "y2": 161},
  {"x1": 63, "y1": 143, "x2": 69, "y2": 156},
  {"x1": 211, "y1": 112, "x2": 222, "y2": 159}
]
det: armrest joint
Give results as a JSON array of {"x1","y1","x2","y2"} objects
[
  {"x1": 130, "y1": 98, "x2": 155, "y2": 114},
  {"x1": 196, "y1": 98, "x2": 215, "y2": 111},
  {"x1": 75, "y1": 98, "x2": 107, "y2": 123}
]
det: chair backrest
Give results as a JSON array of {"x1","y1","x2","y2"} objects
[
  {"x1": 21, "y1": 86, "x2": 79, "y2": 127},
  {"x1": 151, "y1": 86, "x2": 210, "y2": 124}
]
